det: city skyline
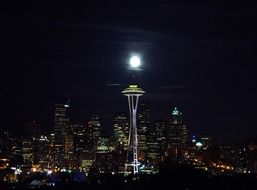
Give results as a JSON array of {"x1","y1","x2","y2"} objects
[
  {"x1": 2, "y1": 2, "x2": 257, "y2": 143},
  {"x1": 1, "y1": 98, "x2": 255, "y2": 145},
  {"x1": 1, "y1": 101, "x2": 256, "y2": 183},
  {"x1": 0, "y1": 86, "x2": 256, "y2": 143}
]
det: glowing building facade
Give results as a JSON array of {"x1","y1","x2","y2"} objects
[
  {"x1": 113, "y1": 113, "x2": 129, "y2": 149},
  {"x1": 146, "y1": 130, "x2": 159, "y2": 167},
  {"x1": 88, "y1": 115, "x2": 101, "y2": 154},
  {"x1": 155, "y1": 119, "x2": 168, "y2": 161},
  {"x1": 167, "y1": 107, "x2": 189, "y2": 161},
  {"x1": 38, "y1": 135, "x2": 49, "y2": 168},
  {"x1": 53, "y1": 103, "x2": 72, "y2": 167},
  {"x1": 138, "y1": 101, "x2": 151, "y2": 162},
  {"x1": 26, "y1": 121, "x2": 41, "y2": 165},
  {"x1": 22, "y1": 139, "x2": 33, "y2": 164}
]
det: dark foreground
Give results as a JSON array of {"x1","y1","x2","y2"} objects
[
  {"x1": 1, "y1": 174, "x2": 257, "y2": 190},
  {"x1": 1, "y1": 165, "x2": 257, "y2": 190}
]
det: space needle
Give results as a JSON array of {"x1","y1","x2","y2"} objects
[{"x1": 122, "y1": 55, "x2": 145, "y2": 175}]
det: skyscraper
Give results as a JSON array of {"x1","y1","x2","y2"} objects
[
  {"x1": 71, "y1": 123, "x2": 95, "y2": 171},
  {"x1": 48, "y1": 133, "x2": 55, "y2": 169},
  {"x1": 72, "y1": 124, "x2": 85, "y2": 166},
  {"x1": 88, "y1": 115, "x2": 101, "y2": 153},
  {"x1": 64, "y1": 128, "x2": 74, "y2": 167},
  {"x1": 113, "y1": 113, "x2": 129, "y2": 149},
  {"x1": 22, "y1": 138, "x2": 33, "y2": 165},
  {"x1": 155, "y1": 119, "x2": 168, "y2": 161},
  {"x1": 53, "y1": 103, "x2": 72, "y2": 167},
  {"x1": 167, "y1": 107, "x2": 189, "y2": 162},
  {"x1": 93, "y1": 135, "x2": 115, "y2": 174},
  {"x1": 38, "y1": 135, "x2": 49, "y2": 169},
  {"x1": 83, "y1": 122, "x2": 94, "y2": 154},
  {"x1": 26, "y1": 121, "x2": 41, "y2": 165},
  {"x1": 138, "y1": 101, "x2": 151, "y2": 162},
  {"x1": 146, "y1": 130, "x2": 159, "y2": 168}
]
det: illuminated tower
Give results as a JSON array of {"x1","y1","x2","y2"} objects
[
  {"x1": 26, "y1": 121, "x2": 41, "y2": 165},
  {"x1": 167, "y1": 107, "x2": 189, "y2": 161},
  {"x1": 113, "y1": 113, "x2": 129, "y2": 149},
  {"x1": 53, "y1": 102, "x2": 71, "y2": 167},
  {"x1": 154, "y1": 119, "x2": 168, "y2": 163},
  {"x1": 138, "y1": 101, "x2": 151, "y2": 161},
  {"x1": 122, "y1": 84, "x2": 145, "y2": 175},
  {"x1": 88, "y1": 115, "x2": 101, "y2": 153}
]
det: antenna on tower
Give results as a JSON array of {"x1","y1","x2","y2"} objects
[
  {"x1": 64, "y1": 99, "x2": 70, "y2": 108},
  {"x1": 131, "y1": 74, "x2": 136, "y2": 84}
]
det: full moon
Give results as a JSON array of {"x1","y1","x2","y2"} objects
[{"x1": 130, "y1": 56, "x2": 141, "y2": 68}]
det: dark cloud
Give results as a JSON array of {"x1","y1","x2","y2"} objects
[
  {"x1": 106, "y1": 83, "x2": 121, "y2": 87},
  {"x1": 158, "y1": 85, "x2": 188, "y2": 89}
]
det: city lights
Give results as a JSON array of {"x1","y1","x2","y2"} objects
[{"x1": 0, "y1": 102, "x2": 256, "y2": 186}]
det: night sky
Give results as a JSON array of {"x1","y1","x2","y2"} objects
[{"x1": 2, "y1": 2, "x2": 257, "y2": 142}]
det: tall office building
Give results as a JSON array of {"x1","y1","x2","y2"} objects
[
  {"x1": 113, "y1": 113, "x2": 129, "y2": 149},
  {"x1": 64, "y1": 129, "x2": 74, "y2": 167},
  {"x1": 155, "y1": 119, "x2": 168, "y2": 161},
  {"x1": 53, "y1": 103, "x2": 73, "y2": 167},
  {"x1": 75, "y1": 123, "x2": 95, "y2": 171},
  {"x1": 112, "y1": 113, "x2": 129, "y2": 173},
  {"x1": 38, "y1": 135, "x2": 49, "y2": 169},
  {"x1": 22, "y1": 138, "x2": 33, "y2": 164},
  {"x1": 48, "y1": 133, "x2": 55, "y2": 169},
  {"x1": 88, "y1": 115, "x2": 101, "y2": 153},
  {"x1": 167, "y1": 107, "x2": 189, "y2": 161},
  {"x1": 72, "y1": 123, "x2": 94, "y2": 168},
  {"x1": 138, "y1": 101, "x2": 151, "y2": 161},
  {"x1": 72, "y1": 124, "x2": 85, "y2": 160},
  {"x1": 26, "y1": 121, "x2": 41, "y2": 165},
  {"x1": 83, "y1": 122, "x2": 94, "y2": 154},
  {"x1": 146, "y1": 130, "x2": 159, "y2": 167},
  {"x1": 92, "y1": 136, "x2": 116, "y2": 174}
]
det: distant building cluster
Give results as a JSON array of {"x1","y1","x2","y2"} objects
[{"x1": 0, "y1": 101, "x2": 257, "y2": 182}]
